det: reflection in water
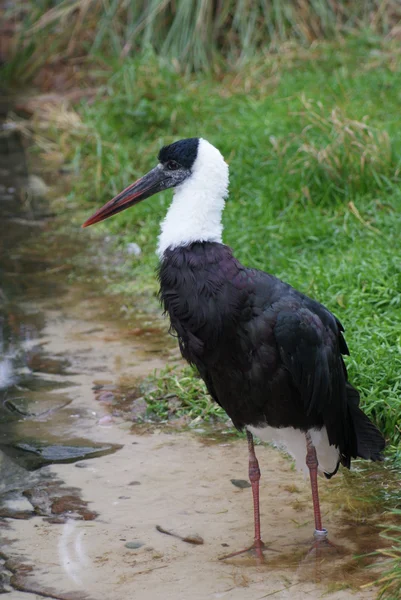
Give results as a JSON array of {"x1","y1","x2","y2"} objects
[
  {"x1": 0, "y1": 103, "x2": 171, "y2": 597},
  {"x1": 0, "y1": 116, "x2": 122, "y2": 492},
  {"x1": 0, "y1": 116, "x2": 123, "y2": 461},
  {"x1": 0, "y1": 343, "x2": 14, "y2": 391},
  {"x1": 58, "y1": 519, "x2": 91, "y2": 586},
  {"x1": 0, "y1": 151, "x2": 120, "y2": 468}
]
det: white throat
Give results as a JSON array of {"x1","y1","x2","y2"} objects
[{"x1": 157, "y1": 138, "x2": 229, "y2": 258}]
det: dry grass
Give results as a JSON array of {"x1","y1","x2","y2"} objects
[
  {"x1": 6, "y1": 100, "x2": 88, "y2": 159},
  {"x1": 296, "y1": 98, "x2": 392, "y2": 172},
  {"x1": 3, "y1": 0, "x2": 401, "y2": 80},
  {"x1": 269, "y1": 97, "x2": 400, "y2": 199},
  {"x1": 363, "y1": 511, "x2": 401, "y2": 599}
]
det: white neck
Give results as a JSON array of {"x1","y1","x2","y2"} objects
[{"x1": 157, "y1": 138, "x2": 229, "y2": 258}]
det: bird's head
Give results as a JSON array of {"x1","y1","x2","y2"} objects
[{"x1": 82, "y1": 137, "x2": 228, "y2": 228}]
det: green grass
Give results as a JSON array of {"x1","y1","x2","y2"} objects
[
  {"x1": 143, "y1": 365, "x2": 226, "y2": 424},
  {"x1": 45, "y1": 37, "x2": 401, "y2": 448}
]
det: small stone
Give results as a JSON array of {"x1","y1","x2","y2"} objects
[
  {"x1": 25, "y1": 174, "x2": 49, "y2": 198},
  {"x1": 230, "y1": 479, "x2": 251, "y2": 489},
  {"x1": 96, "y1": 391, "x2": 115, "y2": 403},
  {"x1": 118, "y1": 496, "x2": 130, "y2": 500},
  {"x1": 98, "y1": 415, "x2": 114, "y2": 426},
  {"x1": 182, "y1": 533, "x2": 204, "y2": 545},
  {"x1": 8, "y1": 441, "x2": 119, "y2": 469},
  {"x1": 131, "y1": 397, "x2": 148, "y2": 422},
  {"x1": 125, "y1": 541, "x2": 144, "y2": 550},
  {"x1": 126, "y1": 242, "x2": 141, "y2": 256},
  {"x1": 128, "y1": 481, "x2": 141, "y2": 486},
  {"x1": 4, "y1": 496, "x2": 34, "y2": 513}
]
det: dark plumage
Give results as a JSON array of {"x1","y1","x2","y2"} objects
[
  {"x1": 158, "y1": 138, "x2": 199, "y2": 169},
  {"x1": 158, "y1": 242, "x2": 384, "y2": 476}
]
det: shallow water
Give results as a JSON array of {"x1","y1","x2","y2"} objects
[{"x1": 0, "y1": 102, "x2": 398, "y2": 600}]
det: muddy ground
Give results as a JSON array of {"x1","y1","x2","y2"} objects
[{"x1": 0, "y1": 104, "x2": 395, "y2": 600}]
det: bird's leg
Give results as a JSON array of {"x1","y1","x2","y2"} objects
[
  {"x1": 219, "y1": 430, "x2": 265, "y2": 561},
  {"x1": 305, "y1": 432, "x2": 327, "y2": 541},
  {"x1": 247, "y1": 430, "x2": 264, "y2": 556},
  {"x1": 303, "y1": 434, "x2": 340, "y2": 566}
]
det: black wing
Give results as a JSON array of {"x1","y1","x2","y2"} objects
[
  {"x1": 272, "y1": 298, "x2": 357, "y2": 460},
  {"x1": 245, "y1": 268, "x2": 384, "y2": 463}
]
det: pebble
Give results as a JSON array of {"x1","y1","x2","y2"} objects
[
  {"x1": 131, "y1": 397, "x2": 147, "y2": 421},
  {"x1": 183, "y1": 533, "x2": 204, "y2": 545},
  {"x1": 96, "y1": 391, "x2": 115, "y2": 403},
  {"x1": 230, "y1": 479, "x2": 251, "y2": 489},
  {"x1": 126, "y1": 242, "x2": 142, "y2": 256},
  {"x1": 98, "y1": 415, "x2": 114, "y2": 426},
  {"x1": 125, "y1": 541, "x2": 144, "y2": 550},
  {"x1": 26, "y1": 174, "x2": 49, "y2": 197},
  {"x1": 4, "y1": 496, "x2": 33, "y2": 512}
]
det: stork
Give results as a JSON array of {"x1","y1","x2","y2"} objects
[{"x1": 83, "y1": 138, "x2": 385, "y2": 559}]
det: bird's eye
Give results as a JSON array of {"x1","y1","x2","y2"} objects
[{"x1": 165, "y1": 160, "x2": 180, "y2": 171}]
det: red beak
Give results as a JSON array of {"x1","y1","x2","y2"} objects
[{"x1": 82, "y1": 166, "x2": 166, "y2": 228}]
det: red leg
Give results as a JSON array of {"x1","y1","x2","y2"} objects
[
  {"x1": 247, "y1": 430, "x2": 264, "y2": 554},
  {"x1": 219, "y1": 431, "x2": 265, "y2": 561},
  {"x1": 303, "y1": 435, "x2": 340, "y2": 568},
  {"x1": 305, "y1": 431, "x2": 340, "y2": 555},
  {"x1": 305, "y1": 432, "x2": 326, "y2": 537}
]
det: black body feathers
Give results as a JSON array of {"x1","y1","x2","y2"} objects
[{"x1": 158, "y1": 242, "x2": 385, "y2": 469}]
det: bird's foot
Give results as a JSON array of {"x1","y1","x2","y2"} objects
[
  {"x1": 298, "y1": 529, "x2": 342, "y2": 581},
  {"x1": 307, "y1": 529, "x2": 339, "y2": 558},
  {"x1": 218, "y1": 539, "x2": 266, "y2": 562}
]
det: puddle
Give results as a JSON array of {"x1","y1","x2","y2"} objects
[
  {"x1": 0, "y1": 98, "x2": 399, "y2": 599},
  {"x1": 4, "y1": 433, "x2": 393, "y2": 600}
]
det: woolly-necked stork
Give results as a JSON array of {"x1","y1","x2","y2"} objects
[{"x1": 83, "y1": 138, "x2": 385, "y2": 559}]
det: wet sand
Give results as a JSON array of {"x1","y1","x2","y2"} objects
[{"x1": 6, "y1": 435, "x2": 380, "y2": 600}]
